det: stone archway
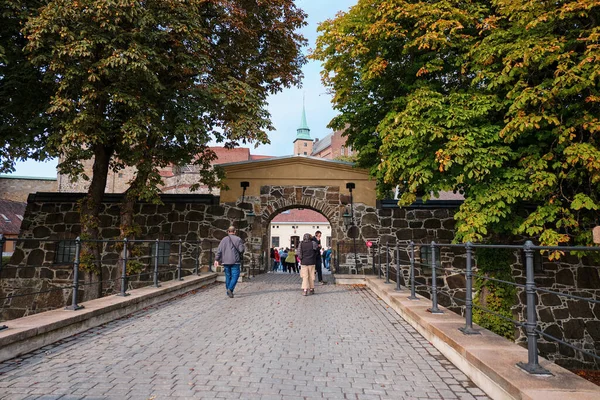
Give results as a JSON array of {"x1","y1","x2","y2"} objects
[
  {"x1": 252, "y1": 185, "x2": 344, "y2": 266},
  {"x1": 217, "y1": 156, "x2": 377, "y2": 272}
]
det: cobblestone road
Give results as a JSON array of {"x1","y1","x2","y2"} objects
[{"x1": 0, "y1": 273, "x2": 489, "y2": 400}]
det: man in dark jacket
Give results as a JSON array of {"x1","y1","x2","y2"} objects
[
  {"x1": 312, "y1": 230, "x2": 325, "y2": 284},
  {"x1": 214, "y1": 226, "x2": 245, "y2": 298},
  {"x1": 298, "y1": 233, "x2": 318, "y2": 295}
]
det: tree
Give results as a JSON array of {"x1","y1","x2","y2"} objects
[
  {"x1": 0, "y1": 0, "x2": 53, "y2": 172},
  {"x1": 22, "y1": 0, "x2": 307, "y2": 297},
  {"x1": 312, "y1": 0, "x2": 600, "y2": 247}
]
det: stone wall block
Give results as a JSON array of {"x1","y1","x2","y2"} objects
[
  {"x1": 563, "y1": 319, "x2": 585, "y2": 339},
  {"x1": 576, "y1": 267, "x2": 600, "y2": 289},
  {"x1": 40, "y1": 204, "x2": 56, "y2": 213},
  {"x1": 44, "y1": 214, "x2": 64, "y2": 225},
  {"x1": 446, "y1": 274, "x2": 466, "y2": 289},
  {"x1": 409, "y1": 221, "x2": 423, "y2": 229},
  {"x1": 185, "y1": 211, "x2": 203, "y2": 221},
  {"x1": 433, "y1": 209, "x2": 450, "y2": 219},
  {"x1": 147, "y1": 214, "x2": 167, "y2": 226},
  {"x1": 553, "y1": 307, "x2": 570, "y2": 320},
  {"x1": 585, "y1": 321, "x2": 600, "y2": 341},
  {"x1": 26, "y1": 249, "x2": 45, "y2": 267},
  {"x1": 207, "y1": 205, "x2": 225, "y2": 217},
  {"x1": 567, "y1": 300, "x2": 595, "y2": 319},
  {"x1": 437, "y1": 230, "x2": 454, "y2": 240},
  {"x1": 415, "y1": 210, "x2": 433, "y2": 219},
  {"x1": 538, "y1": 307, "x2": 554, "y2": 323},
  {"x1": 32, "y1": 226, "x2": 51, "y2": 238},
  {"x1": 442, "y1": 219, "x2": 456, "y2": 230},
  {"x1": 412, "y1": 229, "x2": 427, "y2": 239},
  {"x1": 424, "y1": 219, "x2": 441, "y2": 229},
  {"x1": 64, "y1": 212, "x2": 79, "y2": 224},
  {"x1": 172, "y1": 222, "x2": 189, "y2": 235}
]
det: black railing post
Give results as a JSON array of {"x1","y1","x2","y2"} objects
[
  {"x1": 428, "y1": 241, "x2": 442, "y2": 314},
  {"x1": 194, "y1": 240, "x2": 199, "y2": 275},
  {"x1": 459, "y1": 242, "x2": 479, "y2": 334},
  {"x1": 177, "y1": 239, "x2": 183, "y2": 281},
  {"x1": 209, "y1": 241, "x2": 214, "y2": 272},
  {"x1": 0, "y1": 234, "x2": 5, "y2": 276},
  {"x1": 153, "y1": 239, "x2": 160, "y2": 288},
  {"x1": 517, "y1": 241, "x2": 551, "y2": 375},
  {"x1": 385, "y1": 243, "x2": 390, "y2": 284},
  {"x1": 65, "y1": 237, "x2": 84, "y2": 310},
  {"x1": 336, "y1": 241, "x2": 340, "y2": 273},
  {"x1": 395, "y1": 239, "x2": 401, "y2": 291},
  {"x1": 408, "y1": 241, "x2": 417, "y2": 300},
  {"x1": 0, "y1": 235, "x2": 6, "y2": 330},
  {"x1": 372, "y1": 243, "x2": 376, "y2": 276},
  {"x1": 378, "y1": 242, "x2": 382, "y2": 279},
  {"x1": 118, "y1": 238, "x2": 129, "y2": 297}
]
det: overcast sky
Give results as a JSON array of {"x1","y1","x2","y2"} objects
[{"x1": 6, "y1": 0, "x2": 357, "y2": 178}]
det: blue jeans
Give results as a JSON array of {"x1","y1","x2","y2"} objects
[{"x1": 224, "y1": 264, "x2": 241, "y2": 293}]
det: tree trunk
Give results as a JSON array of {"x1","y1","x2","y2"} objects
[{"x1": 80, "y1": 144, "x2": 113, "y2": 301}]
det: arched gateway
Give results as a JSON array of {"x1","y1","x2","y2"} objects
[{"x1": 218, "y1": 156, "x2": 376, "y2": 271}]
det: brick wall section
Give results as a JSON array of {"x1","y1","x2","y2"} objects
[{"x1": 0, "y1": 177, "x2": 57, "y2": 202}]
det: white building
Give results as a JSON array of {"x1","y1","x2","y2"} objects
[{"x1": 270, "y1": 209, "x2": 331, "y2": 250}]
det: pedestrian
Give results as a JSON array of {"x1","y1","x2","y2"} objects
[
  {"x1": 214, "y1": 226, "x2": 245, "y2": 298},
  {"x1": 285, "y1": 246, "x2": 297, "y2": 273},
  {"x1": 312, "y1": 230, "x2": 325, "y2": 284},
  {"x1": 281, "y1": 248, "x2": 288, "y2": 272},
  {"x1": 272, "y1": 247, "x2": 281, "y2": 272},
  {"x1": 323, "y1": 247, "x2": 332, "y2": 270},
  {"x1": 297, "y1": 233, "x2": 319, "y2": 296}
]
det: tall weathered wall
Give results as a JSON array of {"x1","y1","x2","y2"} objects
[{"x1": 0, "y1": 176, "x2": 56, "y2": 202}]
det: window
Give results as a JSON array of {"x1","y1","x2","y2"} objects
[
  {"x1": 326, "y1": 236, "x2": 331, "y2": 247},
  {"x1": 55, "y1": 240, "x2": 76, "y2": 264},
  {"x1": 304, "y1": 142, "x2": 307, "y2": 147},
  {"x1": 420, "y1": 246, "x2": 440, "y2": 273},
  {"x1": 272, "y1": 237, "x2": 280, "y2": 247},
  {"x1": 340, "y1": 146, "x2": 345, "y2": 156},
  {"x1": 303, "y1": 152, "x2": 307, "y2": 155},
  {"x1": 152, "y1": 242, "x2": 171, "y2": 265}
]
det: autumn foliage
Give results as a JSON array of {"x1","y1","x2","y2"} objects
[{"x1": 312, "y1": 0, "x2": 600, "y2": 247}]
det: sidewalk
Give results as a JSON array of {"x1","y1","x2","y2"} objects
[{"x1": 0, "y1": 274, "x2": 489, "y2": 400}]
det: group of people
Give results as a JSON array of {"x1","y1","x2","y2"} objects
[
  {"x1": 270, "y1": 230, "x2": 331, "y2": 296},
  {"x1": 213, "y1": 227, "x2": 333, "y2": 299}
]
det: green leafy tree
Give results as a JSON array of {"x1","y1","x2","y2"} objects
[
  {"x1": 22, "y1": 0, "x2": 306, "y2": 298},
  {"x1": 0, "y1": 0, "x2": 54, "y2": 172},
  {"x1": 312, "y1": 0, "x2": 600, "y2": 248}
]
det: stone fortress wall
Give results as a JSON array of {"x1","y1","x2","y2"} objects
[{"x1": 1, "y1": 190, "x2": 598, "y2": 369}]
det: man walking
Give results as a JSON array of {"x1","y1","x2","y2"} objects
[
  {"x1": 214, "y1": 226, "x2": 245, "y2": 298},
  {"x1": 312, "y1": 230, "x2": 325, "y2": 284},
  {"x1": 297, "y1": 233, "x2": 319, "y2": 295}
]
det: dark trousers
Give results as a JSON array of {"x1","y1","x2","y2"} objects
[{"x1": 316, "y1": 258, "x2": 323, "y2": 282}]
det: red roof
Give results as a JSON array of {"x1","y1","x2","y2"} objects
[
  {"x1": 0, "y1": 199, "x2": 26, "y2": 235},
  {"x1": 272, "y1": 208, "x2": 328, "y2": 223}
]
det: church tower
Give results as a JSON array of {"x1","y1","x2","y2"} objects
[{"x1": 293, "y1": 102, "x2": 314, "y2": 156}]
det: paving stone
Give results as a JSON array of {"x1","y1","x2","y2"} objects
[{"x1": 0, "y1": 274, "x2": 489, "y2": 399}]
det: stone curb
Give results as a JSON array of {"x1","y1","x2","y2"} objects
[
  {"x1": 364, "y1": 277, "x2": 600, "y2": 400},
  {"x1": 0, "y1": 273, "x2": 218, "y2": 363}
]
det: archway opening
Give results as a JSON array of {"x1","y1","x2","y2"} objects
[{"x1": 265, "y1": 206, "x2": 334, "y2": 278}]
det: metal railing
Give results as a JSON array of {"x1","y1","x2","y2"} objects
[
  {"x1": 0, "y1": 235, "x2": 217, "y2": 324},
  {"x1": 372, "y1": 239, "x2": 600, "y2": 374}
]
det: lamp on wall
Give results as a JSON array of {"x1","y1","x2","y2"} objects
[{"x1": 238, "y1": 181, "x2": 255, "y2": 228}]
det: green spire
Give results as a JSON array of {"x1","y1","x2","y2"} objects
[{"x1": 296, "y1": 98, "x2": 311, "y2": 140}]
